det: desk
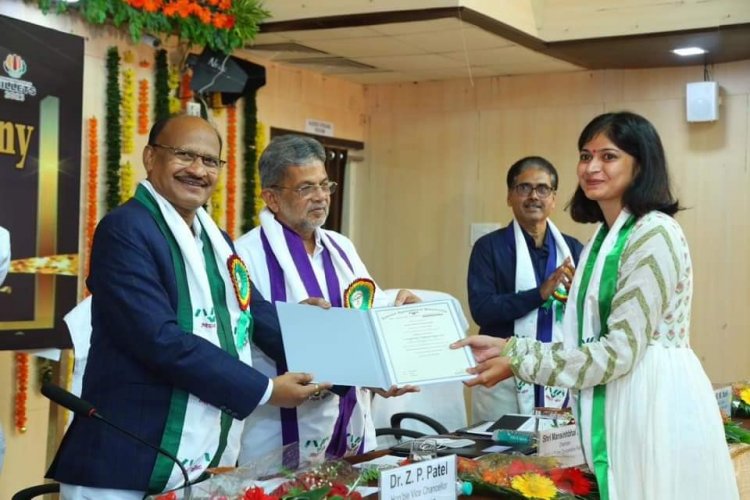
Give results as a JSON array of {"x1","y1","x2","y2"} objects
[
  {"x1": 168, "y1": 425, "x2": 749, "y2": 499},
  {"x1": 731, "y1": 418, "x2": 750, "y2": 499}
]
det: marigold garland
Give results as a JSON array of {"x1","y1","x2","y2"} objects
[
  {"x1": 15, "y1": 352, "x2": 29, "y2": 433},
  {"x1": 138, "y1": 79, "x2": 150, "y2": 134},
  {"x1": 225, "y1": 104, "x2": 238, "y2": 238},
  {"x1": 36, "y1": 0, "x2": 269, "y2": 55},
  {"x1": 180, "y1": 71, "x2": 193, "y2": 111},
  {"x1": 120, "y1": 68, "x2": 136, "y2": 154},
  {"x1": 122, "y1": 49, "x2": 135, "y2": 64},
  {"x1": 168, "y1": 66, "x2": 181, "y2": 114},
  {"x1": 210, "y1": 168, "x2": 226, "y2": 227},
  {"x1": 85, "y1": 116, "x2": 99, "y2": 296},
  {"x1": 253, "y1": 121, "x2": 267, "y2": 225},
  {"x1": 120, "y1": 161, "x2": 136, "y2": 203},
  {"x1": 105, "y1": 47, "x2": 122, "y2": 213}
]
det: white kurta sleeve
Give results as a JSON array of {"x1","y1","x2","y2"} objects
[{"x1": 504, "y1": 215, "x2": 684, "y2": 390}]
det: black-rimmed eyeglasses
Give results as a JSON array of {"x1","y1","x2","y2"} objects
[
  {"x1": 271, "y1": 181, "x2": 338, "y2": 199},
  {"x1": 150, "y1": 143, "x2": 226, "y2": 169},
  {"x1": 513, "y1": 183, "x2": 555, "y2": 198}
]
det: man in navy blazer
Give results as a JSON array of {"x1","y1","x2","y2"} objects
[{"x1": 47, "y1": 115, "x2": 327, "y2": 499}]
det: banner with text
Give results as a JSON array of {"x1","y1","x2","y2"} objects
[{"x1": 0, "y1": 14, "x2": 83, "y2": 349}]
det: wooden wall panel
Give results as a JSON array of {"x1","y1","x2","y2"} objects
[{"x1": 358, "y1": 60, "x2": 750, "y2": 383}]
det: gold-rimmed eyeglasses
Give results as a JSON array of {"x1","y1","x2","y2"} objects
[
  {"x1": 150, "y1": 143, "x2": 226, "y2": 169},
  {"x1": 513, "y1": 183, "x2": 555, "y2": 199},
  {"x1": 271, "y1": 181, "x2": 338, "y2": 199}
]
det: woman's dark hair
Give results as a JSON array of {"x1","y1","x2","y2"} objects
[
  {"x1": 568, "y1": 111, "x2": 680, "y2": 223},
  {"x1": 506, "y1": 156, "x2": 558, "y2": 190}
]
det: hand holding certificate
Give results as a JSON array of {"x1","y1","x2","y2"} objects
[{"x1": 276, "y1": 300, "x2": 475, "y2": 388}]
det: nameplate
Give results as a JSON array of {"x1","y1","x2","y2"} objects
[
  {"x1": 537, "y1": 424, "x2": 585, "y2": 467},
  {"x1": 379, "y1": 455, "x2": 457, "y2": 500},
  {"x1": 714, "y1": 384, "x2": 732, "y2": 417},
  {"x1": 305, "y1": 118, "x2": 334, "y2": 137}
]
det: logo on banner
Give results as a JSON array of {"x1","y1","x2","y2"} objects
[
  {"x1": 1, "y1": 53, "x2": 37, "y2": 102},
  {"x1": 3, "y1": 54, "x2": 27, "y2": 78}
]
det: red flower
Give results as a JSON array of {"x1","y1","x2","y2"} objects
[
  {"x1": 328, "y1": 483, "x2": 349, "y2": 498},
  {"x1": 243, "y1": 486, "x2": 279, "y2": 500},
  {"x1": 549, "y1": 467, "x2": 592, "y2": 496},
  {"x1": 213, "y1": 13, "x2": 235, "y2": 29},
  {"x1": 142, "y1": 0, "x2": 162, "y2": 12},
  {"x1": 195, "y1": 6, "x2": 212, "y2": 24},
  {"x1": 154, "y1": 492, "x2": 177, "y2": 500},
  {"x1": 506, "y1": 459, "x2": 544, "y2": 476}
]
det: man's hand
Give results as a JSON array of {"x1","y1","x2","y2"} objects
[
  {"x1": 371, "y1": 384, "x2": 420, "y2": 398},
  {"x1": 539, "y1": 257, "x2": 575, "y2": 301},
  {"x1": 450, "y1": 335, "x2": 506, "y2": 363},
  {"x1": 269, "y1": 372, "x2": 332, "y2": 408},
  {"x1": 299, "y1": 297, "x2": 331, "y2": 309},
  {"x1": 463, "y1": 357, "x2": 513, "y2": 388},
  {"x1": 394, "y1": 289, "x2": 421, "y2": 306}
]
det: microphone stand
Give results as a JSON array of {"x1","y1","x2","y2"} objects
[
  {"x1": 90, "y1": 413, "x2": 193, "y2": 500},
  {"x1": 42, "y1": 383, "x2": 192, "y2": 499}
]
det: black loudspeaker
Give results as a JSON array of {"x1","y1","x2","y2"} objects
[{"x1": 187, "y1": 49, "x2": 266, "y2": 106}]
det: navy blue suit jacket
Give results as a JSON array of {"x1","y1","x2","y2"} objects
[
  {"x1": 47, "y1": 200, "x2": 285, "y2": 491},
  {"x1": 467, "y1": 223, "x2": 583, "y2": 338}
]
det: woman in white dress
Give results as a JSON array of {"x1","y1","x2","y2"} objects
[{"x1": 454, "y1": 111, "x2": 738, "y2": 500}]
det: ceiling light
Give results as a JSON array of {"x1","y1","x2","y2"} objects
[{"x1": 672, "y1": 47, "x2": 707, "y2": 56}]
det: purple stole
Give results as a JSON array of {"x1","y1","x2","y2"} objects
[{"x1": 260, "y1": 224, "x2": 365, "y2": 459}]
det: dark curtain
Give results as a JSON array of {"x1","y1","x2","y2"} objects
[{"x1": 323, "y1": 147, "x2": 348, "y2": 233}]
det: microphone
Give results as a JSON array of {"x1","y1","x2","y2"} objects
[{"x1": 42, "y1": 382, "x2": 192, "y2": 499}]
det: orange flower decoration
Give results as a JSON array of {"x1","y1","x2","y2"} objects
[
  {"x1": 85, "y1": 116, "x2": 99, "y2": 295},
  {"x1": 15, "y1": 353, "x2": 29, "y2": 433},
  {"x1": 225, "y1": 104, "x2": 237, "y2": 238},
  {"x1": 138, "y1": 79, "x2": 150, "y2": 134}
]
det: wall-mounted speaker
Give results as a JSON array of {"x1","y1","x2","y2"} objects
[{"x1": 686, "y1": 82, "x2": 719, "y2": 122}]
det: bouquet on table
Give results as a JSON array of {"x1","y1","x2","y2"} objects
[
  {"x1": 457, "y1": 455, "x2": 598, "y2": 500},
  {"x1": 151, "y1": 446, "x2": 366, "y2": 500},
  {"x1": 733, "y1": 381, "x2": 750, "y2": 418},
  {"x1": 724, "y1": 381, "x2": 750, "y2": 445}
]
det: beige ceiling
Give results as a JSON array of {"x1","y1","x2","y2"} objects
[{"x1": 238, "y1": 0, "x2": 750, "y2": 84}]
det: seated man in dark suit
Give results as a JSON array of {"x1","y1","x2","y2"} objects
[{"x1": 47, "y1": 114, "x2": 327, "y2": 499}]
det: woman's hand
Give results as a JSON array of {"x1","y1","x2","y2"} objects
[
  {"x1": 394, "y1": 289, "x2": 421, "y2": 305},
  {"x1": 370, "y1": 384, "x2": 420, "y2": 398},
  {"x1": 450, "y1": 335, "x2": 507, "y2": 363},
  {"x1": 464, "y1": 357, "x2": 514, "y2": 388}
]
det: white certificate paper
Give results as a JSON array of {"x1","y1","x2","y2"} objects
[{"x1": 275, "y1": 299, "x2": 475, "y2": 388}]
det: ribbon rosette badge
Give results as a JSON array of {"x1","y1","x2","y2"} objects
[
  {"x1": 343, "y1": 278, "x2": 375, "y2": 310},
  {"x1": 227, "y1": 254, "x2": 251, "y2": 310},
  {"x1": 227, "y1": 255, "x2": 252, "y2": 349}
]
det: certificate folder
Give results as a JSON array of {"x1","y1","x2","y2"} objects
[{"x1": 275, "y1": 300, "x2": 475, "y2": 388}]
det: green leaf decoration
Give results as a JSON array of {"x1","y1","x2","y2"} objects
[
  {"x1": 33, "y1": 0, "x2": 269, "y2": 54},
  {"x1": 105, "y1": 47, "x2": 122, "y2": 213}
]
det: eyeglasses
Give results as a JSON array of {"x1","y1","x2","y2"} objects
[
  {"x1": 272, "y1": 181, "x2": 338, "y2": 199},
  {"x1": 513, "y1": 183, "x2": 555, "y2": 199},
  {"x1": 150, "y1": 143, "x2": 226, "y2": 169}
]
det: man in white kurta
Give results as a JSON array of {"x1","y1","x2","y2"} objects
[{"x1": 236, "y1": 134, "x2": 419, "y2": 466}]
